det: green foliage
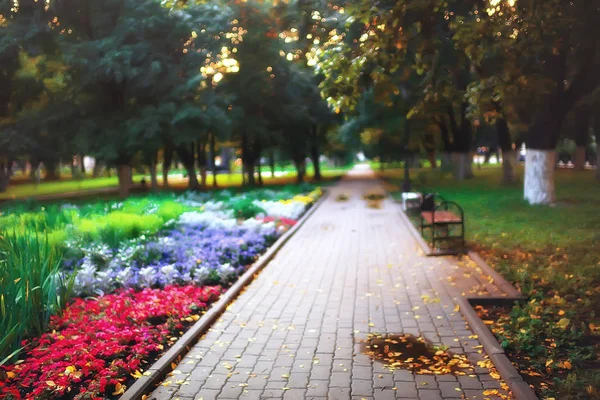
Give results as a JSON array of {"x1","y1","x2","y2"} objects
[
  {"x1": 75, "y1": 212, "x2": 164, "y2": 249},
  {"x1": 229, "y1": 197, "x2": 266, "y2": 220},
  {"x1": 0, "y1": 231, "x2": 75, "y2": 364}
]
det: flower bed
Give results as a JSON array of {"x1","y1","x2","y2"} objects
[
  {"x1": 0, "y1": 185, "x2": 321, "y2": 399},
  {"x1": 0, "y1": 285, "x2": 221, "y2": 400}
]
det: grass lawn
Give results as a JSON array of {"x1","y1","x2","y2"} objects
[
  {"x1": 381, "y1": 165, "x2": 600, "y2": 399},
  {"x1": 0, "y1": 167, "x2": 350, "y2": 201}
]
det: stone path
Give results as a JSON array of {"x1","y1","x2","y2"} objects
[{"x1": 149, "y1": 167, "x2": 512, "y2": 400}]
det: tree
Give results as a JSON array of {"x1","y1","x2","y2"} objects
[
  {"x1": 475, "y1": 0, "x2": 600, "y2": 203},
  {"x1": 49, "y1": 0, "x2": 228, "y2": 195}
]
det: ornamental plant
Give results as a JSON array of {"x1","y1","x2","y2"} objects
[{"x1": 0, "y1": 285, "x2": 222, "y2": 399}]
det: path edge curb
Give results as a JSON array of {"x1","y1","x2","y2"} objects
[
  {"x1": 120, "y1": 189, "x2": 330, "y2": 400},
  {"x1": 458, "y1": 298, "x2": 539, "y2": 400}
]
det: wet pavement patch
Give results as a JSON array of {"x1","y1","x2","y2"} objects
[{"x1": 360, "y1": 333, "x2": 474, "y2": 375}]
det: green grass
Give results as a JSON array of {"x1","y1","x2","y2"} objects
[
  {"x1": 382, "y1": 166, "x2": 600, "y2": 399},
  {"x1": 0, "y1": 166, "x2": 350, "y2": 200}
]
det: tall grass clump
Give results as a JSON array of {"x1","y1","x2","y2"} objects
[{"x1": 0, "y1": 232, "x2": 74, "y2": 364}]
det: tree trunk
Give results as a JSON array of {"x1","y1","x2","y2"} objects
[
  {"x1": 70, "y1": 160, "x2": 78, "y2": 179},
  {"x1": 451, "y1": 152, "x2": 472, "y2": 180},
  {"x1": 79, "y1": 155, "x2": 86, "y2": 175},
  {"x1": 176, "y1": 144, "x2": 200, "y2": 190},
  {"x1": 574, "y1": 107, "x2": 590, "y2": 170},
  {"x1": 117, "y1": 164, "x2": 132, "y2": 198},
  {"x1": 310, "y1": 132, "x2": 322, "y2": 181},
  {"x1": 294, "y1": 160, "x2": 306, "y2": 183},
  {"x1": 210, "y1": 133, "x2": 218, "y2": 188},
  {"x1": 197, "y1": 139, "x2": 207, "y2": 187},
  {"x1": 246, "y1": 162, "x2": 256, "y2": 186},
  {"x1": 427, "y1": 151, "x2": 437, "y2": 168},
  {"x1": 440, "y1": 152, "x2": 452, "y2": 172},
  {"x1": 574, "y1": 146, "x2": 586, "y2": 170},
  {"x1": 257, "y1": 162, "x2": 263, "y2": 186},
  {"x1": 92, "y1": 162, "x2": 102, "y2": 178},
  {"x1": 524, "y1": 149, "x2": 556, "y2": 205},
  {"x1": 597, "y1": 143, "x2": 600, "y2": 181},
  {"x1": 269, "y1": 149, "x2": 276, "y2": 178},
  {"x1": 501, "y1": 150, "x2": 517, "y2": 184},
  {"x1": 44, "y1": 159, "x2": 60, "y2": 181},
  {"x1": 0, "y1": 160, "x2": 12, "y2": 192},
  {"x1": 256, "y1": 142, "x2": 263, "y2": 186},
  {"x1": 496, "y1": 116, "x2": 516, "y2": 183},
  {"x1": 163, "y1": 144, "x2": 173, "y2": 188},
  {"x1": 149, "y1": 158, "x2": 159, "y2": 192}
]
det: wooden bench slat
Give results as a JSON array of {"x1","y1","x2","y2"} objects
[{"x1": 421, "y1": 211, "x2": 462, "y2": 224}]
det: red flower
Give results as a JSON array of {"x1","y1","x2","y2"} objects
[{"x1": 1, "y1": 285, "x2": 222, "y2": 399}]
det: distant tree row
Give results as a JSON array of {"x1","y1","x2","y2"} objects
[{"x1": 0, "y1": 0, "x2": 350, "y2": 195}]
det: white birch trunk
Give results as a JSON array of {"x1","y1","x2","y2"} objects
[
  {"x1": 573, "y1": 146, "x2": 586, "y2": 170},
  {"x1": 501, "y1": 150, "x2": 517, "y2": 184},
  {"x1": 524, "y1": 149, "x2": 556, "y2": 205}
]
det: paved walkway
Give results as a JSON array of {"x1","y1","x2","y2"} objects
[{"x1": 149, "y1": 168, "x2": 512, "y2": 400}]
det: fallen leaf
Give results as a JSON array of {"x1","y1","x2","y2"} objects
[{"x1": 557, "y1": 318, "x2": 570, "y2": 329}]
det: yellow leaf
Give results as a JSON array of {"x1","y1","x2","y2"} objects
[
  {"x1": 46, "y1": 381, "x2": 56, "y2": 387},
  {"x1": 131, "y1": 370, "x2": 143, "y2": 379},
  {"x1": 545, "y1": 360, "x2": 553, "y2": 367},
  {"x1": 557, "y1": 318, "x2": 570, "y2": 329},
  {"x1": 6, "y1": 371, "x2": 16, "y2": 379},
  {"x1": 112, "y1": 382, "x2": 126, "y2": 396},
  {"x1": 563, "y1": 361, "x2": 572, "y2": 369}
]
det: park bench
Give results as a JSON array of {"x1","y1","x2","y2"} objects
[{"x1": 419, "y1": 194, "x2": 465, "y2": 252}]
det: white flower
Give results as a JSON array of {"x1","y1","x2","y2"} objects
[
  {"x1": 160, "y1": 264, "x2": 180, "y2": 283},
  {"x1": 139, "y1": 267, "x2": 157, "y2": 287},
  {"x1": 73, "y1": 262, "x2": 97, "y2": 296},
  {"x1": 116, "y1": 267, "x2": 134, "y2": 286},
  {"x1": 254, "y1": 200, "x2": 305, "y2": 220},
  {"x1": 218, "y1": 263, "x2": 236, "y2": 280},
  {"x1": 193, "y1": 266, "x2": 211, "y2": 283}
]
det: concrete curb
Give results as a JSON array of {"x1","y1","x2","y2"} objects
[
  {"x1": 458, "y1": 298, "x2": 539, "y2": 400},
  {"x1": 468, "y1": 251, "x2": 524, "y2": 299},
  {"x1": 120, "y1": 190, "x2": 329, "y2": 400}
]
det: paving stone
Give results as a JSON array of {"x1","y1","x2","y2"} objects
[
  {"x1": 417, "y1": 389, "x2": 443, "y2": 400},
  {"x1": 192, "y1": 389, "x2": 220, "y2": 400},
  {"x1": 393, "y1": 382, "x2": 418, "y2": 398},
  {"x1": 437, "y1": 382, "x2": 464, "y2": 398},
  {"x1": 351, "y1": 379, "x2": 373, "y2": 396}
]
